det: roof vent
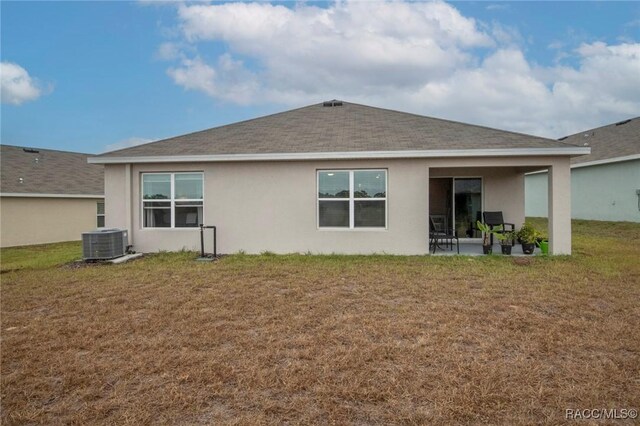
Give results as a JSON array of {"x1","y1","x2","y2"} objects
[
  {"x1": 23, "y1": 148, "x2": 40, "y2": 153},
  {"x1": 615, "y1": 119, "x2": 631, "y2": 126},
  {"x1": 323, "y1": 100, "x2": 343, "y2": 107}
]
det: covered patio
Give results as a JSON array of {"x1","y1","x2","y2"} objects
[{"x1": 427, "y1": 157, "x2": 573, "y2": 255}]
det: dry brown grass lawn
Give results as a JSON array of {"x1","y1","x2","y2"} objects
[{"x1": 2, "y1": 219, "x2": 640, "y2": 424}]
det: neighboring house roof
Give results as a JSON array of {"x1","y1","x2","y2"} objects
[
  {"x1": 560, "y1": 117, "x2": 640, "y2": 167},
  {"x1": 91, "y1": 101, "x2": 588, "y2": 164},
  {"x1": 0, "y1": 145, "x2": 104, "y2": 197}
]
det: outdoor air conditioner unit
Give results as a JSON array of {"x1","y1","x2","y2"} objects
[{"x1": 82, "y1": 228, "x2": 128, "y2": 260}]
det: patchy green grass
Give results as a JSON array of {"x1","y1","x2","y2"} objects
[
  {"x1": 527, "y1": 217, "x2": 640, "y2": 276},
  {"x1": 1, "y1": 220, "x2": 639, "y2": 425},
  {"x1": 0, "y1": 241, "x2": 82, "y2": 272},
  {"x1": 528, "y1": 216, "x2": 640, "y2": 240}
]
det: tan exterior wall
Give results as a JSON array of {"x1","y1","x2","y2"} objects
[
  {"x1": 104, "y1": 155, "x2": 571, "y2": 255},
  {"x1": 104, "y1": 164, "x2": 130, "y2": 244},
  {"x1": 0, "y1": 197, "x2": 102, "y2": 248},
  {"x1": 110, "y1": 159, "x2": 430, "y2": 255}
]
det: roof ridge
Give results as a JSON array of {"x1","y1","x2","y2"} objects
[{"x1": 560, "y1": 116, "x2": 640, "y2": 140}]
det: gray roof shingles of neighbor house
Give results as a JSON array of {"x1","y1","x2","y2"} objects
[
  {"x1": 0, "y1": 145, "x2": 104, "y2": 195},
  {"x1": 557, "y1": 117, "x2": 640, "y2": 165},
  {"x1": 95, "y1": 101, "x2": 584, "y2": 160}
]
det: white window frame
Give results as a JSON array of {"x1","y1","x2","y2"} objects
[
  {"x1": 317, "y1": 169, "x2": 388, "y2": 230},
  {"x1": 141, "y1": 172, "x2": 204, "y2": 229},
  {"x1": 97, "y1": 201, "x2": 105, "y2": 227}
]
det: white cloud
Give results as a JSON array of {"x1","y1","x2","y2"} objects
[
  {"x1": 168, "y1": 1, "x2": 492, "y2": 101},
  {"x1": 155, "y1": 42, "x2": 183, "y2": 61},
  {"x1": 162, "y1": 1, "x2": 640, "y2": 138},
  {"x1": 407, "y1": 42, "x2": 640, "y2": 137},
  {"x1": 0, "y1": 62, "x2": 44, "y2": 105},
  {"x1": 490, "y1": 22, "x2": 524, "y2": 47},
  {"x1": 104, "y1": 137, "x2": 156, "y2": 153},
  {"x1": 167, "y1": 54, "x2": 260, "y2": 104},
  {"x1": 168, "y1": 57, "x2": 217, "y2": 96},
  {"x1": 179, "y1": 1, "x2": 492, "y2": 48}
]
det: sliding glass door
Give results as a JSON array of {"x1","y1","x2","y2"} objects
[
  {"x1": 430, "y1": 177, "x2": 483, "y2": 239},
  {"x1": 454, "y1": 178, "x2": 482, "y2": 238}
]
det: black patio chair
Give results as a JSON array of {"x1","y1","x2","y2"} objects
[
  {"x1": 482, "y1": 211, "x2": 515, "y2": 245},
  {"x1": 429, "y1": 215, "x2": 459, "y2": 254}
]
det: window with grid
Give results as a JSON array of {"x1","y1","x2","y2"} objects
[
  {"x1": 142, "y1": 173, "x2": 203, "y2": 228},
  {"x1": 317, "y1": 170, "x2": 387, "y2": 229}
]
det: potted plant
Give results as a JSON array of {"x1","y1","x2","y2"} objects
[
  {"x1": 476, "y1": 221, "x2": 500, "y2": 254},
  {"x1": 516, "y1": 222, "x2": 539, "y2": 255},
  {"x1": 496, "y1": 230, "x2": 515, "y2": 255}
]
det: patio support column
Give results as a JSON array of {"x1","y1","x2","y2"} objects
[{"x1": 548, "y1": 159, "x2": 571, "y2": 255}]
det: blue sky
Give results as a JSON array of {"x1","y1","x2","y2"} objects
[{"x1": 1, "y1": 1, "x2": 639, "y2": 154}]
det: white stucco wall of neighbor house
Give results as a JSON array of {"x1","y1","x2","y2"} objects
[
  {"x1": 104, "y1": 156, "x2": 571, "y2": 255},
  {"x1": 525, "y1": 159, "x2": 640, "y2": 222}
]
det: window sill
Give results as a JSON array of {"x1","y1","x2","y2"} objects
[
  {"x1": 140, "y1": 227, "x2": 201, "y2": 231},
  {"x1": 317, "y1": 227, "x2": 388, "y2": 232}
]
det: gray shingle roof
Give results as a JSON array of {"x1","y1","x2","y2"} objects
[
  {"x1": 559, "y1": 117, "x2": 640, "y2": 165},
  {"x1": 97, "y1": 101, "x2": 578, "y2": 158},
  {"x1": 1, "y1": 145, "x2": 104, "y2": 195}
]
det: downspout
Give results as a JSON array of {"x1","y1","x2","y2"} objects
[
  {"x1": 426, "y1": 165, "x2": 430, "y2": 255},
  {"x1": 125, "y1": 163, "x2": 133, "y2": 246}
]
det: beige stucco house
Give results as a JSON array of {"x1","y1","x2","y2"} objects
[
  {"x1": 0, "y1": 145, "x2": 104, "y2": 248},
  {"x1": 89, "y1": 101, "x2": 589, "y2": 255}
]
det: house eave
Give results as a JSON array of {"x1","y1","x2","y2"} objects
[
  {"x1": 570, "y1": 153, "x2": 640, "y2": 169},
  {"x1": 88, "y1": 147, "x2": 591, "y2": 165},
  {"x1": 0, "y1": 193, "x2": 104, "y2": 199},
  {"x1": 525, "y1": 153, "x2": 640, "y2": 175}
]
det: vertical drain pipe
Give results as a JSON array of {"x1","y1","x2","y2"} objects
[
  {"x1": 199, "y1": 225, "x2": 217, "y2": 258},
  {"x1": 200, "y1": 225, "x2": 205, "y2": 258},
  {"x1": 213, "y1": 226, "x2": 217, "y2": 258}
]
